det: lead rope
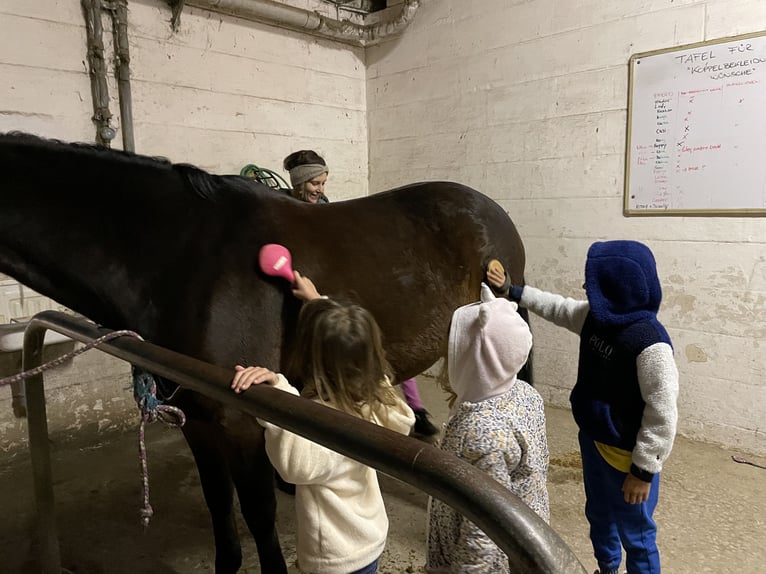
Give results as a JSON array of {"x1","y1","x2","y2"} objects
[
  {"x1": 0, "y1": 330, "x2": 187, "y2": 527},
  {"x1": 132, "y1": 367, "x2": 186, "y2": 528},
  {"x1": 0, "y1": 329, "x2": 142, "y2": 388}
]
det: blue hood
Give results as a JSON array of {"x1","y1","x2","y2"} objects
[{"x1": 584, "y1": 240, "x2": 662, "y2": 326}]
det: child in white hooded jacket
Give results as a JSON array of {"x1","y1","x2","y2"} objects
[
  {"x1": 232, "y1": 272, "x2": 415, "y2": 574},
  {"x1": 426, "y1": 284, "x2": 550, "y2": 574}
]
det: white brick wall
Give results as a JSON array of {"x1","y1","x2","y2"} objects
[
  {"x1": 126, "y1": 5, "x2": 368, "y2": 182},
  {"x1": 0, "y1": 0, "x2": 368, "y2": 194},
  {"x1": 0, "y1": 281, "x2": 71, "y2": 324}
]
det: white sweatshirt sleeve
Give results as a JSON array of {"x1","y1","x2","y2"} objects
[
  {"x1": 520, "y1": 285, "x2": 590, "y2": 334},
  {"x1": 633, "y1": 343, "x2": 679, "y2": 474},
  {"x1": 256, "y1": 375, "x2": 345, "y2": 485},
  {"x1": 373, "y1": 379, "x2": 416, "y2": 435},
  {"x1": 256, "y1": 376, "x2": 415, "y2": 485}
]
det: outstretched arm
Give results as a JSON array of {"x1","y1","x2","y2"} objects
[{"x1": 486, "y1": 263, "x2": 589, "y2": 334}]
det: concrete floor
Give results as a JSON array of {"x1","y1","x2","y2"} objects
[{"x1": 1, "y1": 375, "x2": 764, "y2": 573}]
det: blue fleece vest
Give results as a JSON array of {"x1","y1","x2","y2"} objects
[{"x1": 570, "y1": 313, "x2": 671, "y2": 450}]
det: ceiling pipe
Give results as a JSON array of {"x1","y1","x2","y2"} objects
[{"x1": 180, "y1": 0, "x2": 419, "y2": 47}]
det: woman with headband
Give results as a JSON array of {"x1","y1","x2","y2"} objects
[
  {"x1": 282, "y1": 149, "x2": 439, "y2": 439},
  {"x1": 283, "y1": 149, "x2": 330, "y2": 204}
]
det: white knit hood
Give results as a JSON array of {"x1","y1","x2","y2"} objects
[{"x1": 448, "y1": 283, "x2": 533, "y2": 406}]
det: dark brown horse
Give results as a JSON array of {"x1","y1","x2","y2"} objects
[{"x1": 0, "y1": 131, "x2": 527, "y2": 573}]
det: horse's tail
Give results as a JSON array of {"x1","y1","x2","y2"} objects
[
  {"x1": 517, "y1": 277, "x2": 534, "y2": 386},
  {"x1": 483, "y1": 256, "x2": 534, "y2": 385}
]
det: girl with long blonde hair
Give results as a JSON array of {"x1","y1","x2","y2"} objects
[{"x1": 231, "y1": 271, "x2": 414, "y2": 574}]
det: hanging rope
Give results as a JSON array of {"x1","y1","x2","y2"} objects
[
  {"x1": 0, "y1": 328, "x2": 189, "y2": 528},
  {"x1": 132, "y1": 367, "x2": 186, "y2": 528},
  {"x1": 0, "y1": 329, "x2": 142, "y2": 388}
]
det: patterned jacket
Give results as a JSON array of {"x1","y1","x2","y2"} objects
[{"x1": 426, "y1": 382, "x2": 550, "y2": 573}]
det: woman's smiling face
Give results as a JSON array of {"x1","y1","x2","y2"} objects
[{"x1": 302, "y1": 172, "x2": 328, "y2": 203}]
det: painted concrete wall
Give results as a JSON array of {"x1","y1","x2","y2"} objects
[
  {"x1": 367, "y1": 0, "x2": 766, "y2": 455},
  {"x1": 0, "y1": 0, "x2": 368, "y2": 193},
  {"x1": 0, "y1": 0, "x2": 368, "y2": 451}
]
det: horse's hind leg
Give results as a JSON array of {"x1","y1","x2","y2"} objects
[
  {"x1": 231, "y1": 436, "x2": 287, "y2": 574},
  {"x1": 182, "y1": 419, "x2": 243, "y2": 574}
]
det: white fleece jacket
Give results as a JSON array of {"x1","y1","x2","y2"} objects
[{"x1": 256, "y1": 375, "x2": 415, "y2": 574}]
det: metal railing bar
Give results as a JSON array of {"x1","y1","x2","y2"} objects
[{"x1": 22, "y1": 310, "x2": 586, "y2": 573}]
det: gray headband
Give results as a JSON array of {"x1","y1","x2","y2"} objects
[{"x1": 289, "y1": 163, "x2": 329, "y2": 187}]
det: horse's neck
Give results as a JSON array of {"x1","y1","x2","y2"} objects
[
  {"x1": 0, "y1": 138, "x2": 184, "y2": 329},
  {"x1": 1, "y1": 205, "x2": 150, "y2": 329}
]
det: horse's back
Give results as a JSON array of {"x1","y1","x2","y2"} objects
[{"x1": 233, "y1": 181, "x2": 525, "y2": 378}]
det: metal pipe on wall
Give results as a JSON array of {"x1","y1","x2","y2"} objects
[
  {"x1": 109, "y1": 0, "x2": 135, "y2": 152},
  {"x1": 81, "y1": 0, "x2": 136, "y2": 151},
  {"x1": 182, "y1": 0, "x2": 419, "y2": 47},
  {"x1": 318, "y1": 0, "x2": 418, "y2": 45},
  {"x1": 82, "y1": 0, "x2": 116, "y2": 146}
]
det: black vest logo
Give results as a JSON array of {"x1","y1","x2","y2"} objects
[{"x1": 588, "y1": 334, "x2": 614, "y2": 361}]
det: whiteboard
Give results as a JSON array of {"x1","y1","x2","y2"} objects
[{"x1": 625, "y1": 31, "x2": 766, "y2": 215}]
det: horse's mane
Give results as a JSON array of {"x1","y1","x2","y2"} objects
[
  {"x1": 176, "y1": 166, "x2": 277, "y2": 200},
  {"x1": 1, "y1": 130, "x2": 272, "y2": 201},
  {"x1": 2, "y1": 130, "x2": 172, "y2": 168}
]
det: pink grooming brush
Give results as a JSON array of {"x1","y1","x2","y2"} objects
[{"x1": 258, "y1": 243, "x2": 295, "y2": 283}]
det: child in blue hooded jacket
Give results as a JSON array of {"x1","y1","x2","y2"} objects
[{"x1": 487, "y1": 240, "x2": 679, "y2": 574}]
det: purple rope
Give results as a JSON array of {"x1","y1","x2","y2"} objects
[
  {"x1": 0, "y1": 329, "x2": 142, "y2": 387},
  {"x1": 0, "y1": 327, "x2": 189, "y2": 527},
  {"x1": 136, "y1": 379, "x2": 185, "y2": 528}
]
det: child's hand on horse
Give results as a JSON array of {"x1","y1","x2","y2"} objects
[
  {"x1": 486, "y1": 259, "x2": 510, "y2": 296},
  {"x1": 231, "y1": 365, "x2": 279, "y2": 393},
  {"x1": 292, "y1": 270, "x2": 322, "y2": 302}
]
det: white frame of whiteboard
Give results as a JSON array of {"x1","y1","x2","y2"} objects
[{"x1": 625, "y1": 30, "x2": 766, "y2": 216}]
